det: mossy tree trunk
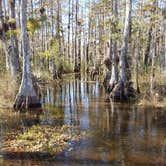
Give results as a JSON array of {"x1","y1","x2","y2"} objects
[{"x1": 14, "y1": 0, "x2": 41, "y2": 110}]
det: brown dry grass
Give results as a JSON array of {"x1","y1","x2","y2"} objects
[
  {"x1": 0, "y1": 73, "x2": 18, "y2": 109},
  {"x1": 133, "y1": 68, "x2": 166, "y2": 108}
]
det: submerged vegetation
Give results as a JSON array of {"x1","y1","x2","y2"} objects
[{"x1": 2, "y1": 124, "x2": 84, "y2": 155}]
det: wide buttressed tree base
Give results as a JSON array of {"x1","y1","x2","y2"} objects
[
  {"x1": 14, "y1": 96, "x2": 41, "y2": 110},
  {"x1": 13, "y1": 76, "x2": 41, "y2": 110},
  {"x1": 104, "y1": 0, "x2": 136, "y2": 102},
  {"x1": 110, "y1": 81, "x2": 136, "y2": 102},
  {"x1": 13, "y1": 0, "x2": 41, "y2": 111}
]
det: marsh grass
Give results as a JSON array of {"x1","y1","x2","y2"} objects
[{"x1": 133, "y1": 68, "x2": 166, "y2": 108}]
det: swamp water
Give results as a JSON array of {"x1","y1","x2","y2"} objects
[{"x1": 0, "y1": 75, "x2": 166, "y2": 166}]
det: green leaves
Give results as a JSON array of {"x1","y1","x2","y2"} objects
[
  {"x1": 27, "y1": 18, "x2": 41, "y2": 33},
  {"x1": 111, "y1": 33, "x2": 121, "y2": 40},
  {"x1": 38, "y1": 39, "x2": 58, "y2": 59},
  {"x1": 6, "y1": 29, "x2": 21, "y2": 36},
  {"x1": 27, "y1": 14, "x2": 48, "y2": 34}
]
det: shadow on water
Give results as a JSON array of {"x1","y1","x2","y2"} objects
[{"x1": 0, "y1": 74, "x2": 166, "y2": 166}]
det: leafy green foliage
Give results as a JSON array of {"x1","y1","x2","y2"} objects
[
  {"x1": 38, "y1": 39, "x2": 73, "y2": 73},
  {"x1": 6, "y1": 29, "x2": 20, "y2": 36},
  {"x1": 27, "y1": 18, "x2": 41, "y2": 33}
]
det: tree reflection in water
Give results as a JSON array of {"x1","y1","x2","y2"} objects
[{"x1": 0, "y1": 75, "x2": 165, "y2": 166}]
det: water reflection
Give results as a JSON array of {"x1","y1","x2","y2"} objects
[{"x1": 0, "y1": 75, "x2": 166, "y2": 166}]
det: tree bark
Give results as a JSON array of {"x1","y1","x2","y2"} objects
[
  {"x1": 150, "y1": 29, "x2": 156, "y2": 97},
  {"x1": 0, "y1": 0, "x2": 9, "y2": 70},
  {"x1": 67, "y1": 0, "x2": 71, "y2": 63},
  {"x1": 110, "y1": 0, "x2": 135, "y2": 101},
  {"x1": 164, "y1": 10, "x2": 166, "y2": 72},
  {"x1": 144, "y1": 0, "x2": 157, "y2": 71},
  {"x1": 144, "y1": 26, "x2": 152, "y2": 71},
  {"x1": 49, "y1": 0, "x2": 57, "y2": 80},
  {"x1": 74, "y1": 0, "x2": 79, "y2": 72},
  {"x1": 8, "y1": 0, "x2": 21, "y2": 77},
  {"x1": 165, "y1": 26, "x2": 166, "y2": 71},
  {"x1": 109, "y1": 0, "x2": 118, "y2": 91},
  {"x1": 14, "y1": 0, "x2": 41, "y2": 110},
  {"x1": 135, "y1": 32, "x2": 140, "y2": 93},
  {"x1": 0, "y1": 0, "x2": 20, "y2": 78},
  {"x1": 119, "y1": 0, "x2": 131, "y2": 83}
]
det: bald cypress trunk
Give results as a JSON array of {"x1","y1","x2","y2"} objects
[
  {"x1": 14, "y1": 0, "x2": 41, "y2": 110},
  {"x1": 119, "y1": 0, "x2": 131, "y2": 83},
  {"x1": 110, "y1": 0, "x2": 135, "y2": 101},
  {"x1": 109, "y1": 0, "x2": 118, "y2": 90}
]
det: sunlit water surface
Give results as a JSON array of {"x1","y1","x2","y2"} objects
[{"x1": 0, "y1": 75, "x2": 166, "y2": 166}]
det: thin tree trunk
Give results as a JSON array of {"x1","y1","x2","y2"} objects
[
  {"x1": 144, "y1": 0, "x2": 157, "y2": 71},
  {"x1": 74, "y1": 0, "x2": 78, "y2": 71},
  {"x1": 49, "y1": 0, "x2": 57, "y2": 79},
  {"x1": 71, "y1": 0, "x2": 74, "y2": 65},
  {"x1": 144, "y1": 26, "x2": 152, "y2": 71},
  {"x1": 150, "y1": 28, "x2": 156, "y2": 97},
  {"x1": 0, "y1": 0, "x2": 10, "y2": 70},
  {"x1": 8, "y1": 0, "x2": 21, "y2": 77},
  {"x1": 165, "y1": 28, "x2": 166, "y2": 71},
  {"x1": 78, "y1": 17, "x2": 81, "y2": 70},
  {"x1": 68, "y1": 0, "x2": 71, "y2": 63},
  {"x1": 86, "y1": 0, "x2": 91, "y2": 72},
  {"x1": 135, "y1": 32, "x2": 140, "y2": 93},
  {"x1": 57, "y1": 0, "x2": 61, "y2": 57},
  {"x1": 164, "y1": 13, "x2": 166, "y2": 72}
]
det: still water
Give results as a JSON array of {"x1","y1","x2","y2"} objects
[{"x1": 0, "y1": 75, "x2": 166, "y2": 166}]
